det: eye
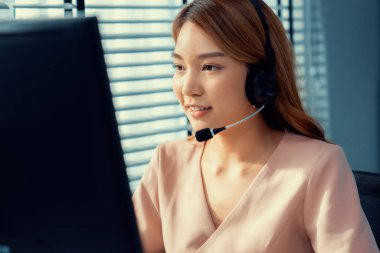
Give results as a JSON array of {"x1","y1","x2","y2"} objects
[
  {"x1": 202, "y1": 65, "x2": 222, "y2": 71},
  {"x1": 172, "y1": 64, "x2": 185, "y2": 71}
]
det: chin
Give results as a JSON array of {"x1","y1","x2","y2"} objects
[{"x1": 188, "y1": 122, "x2": 205, "y2": 132}]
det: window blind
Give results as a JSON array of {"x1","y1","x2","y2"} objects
[
  {"x1": 2, "y1": 0, "x2": 330, "y2": 190},
  {"x1": 273, "y1": 0, "x2": 330, "y2": 135},
  {"x1": 302, "y1": 0, "x2": 330, "y2": 136},
  {"x1": 85, "y1": 1, "x2": 187, "y2": 191},
  {"x1": 5, "y1": 0, "x2": 187, "y2": 191}
]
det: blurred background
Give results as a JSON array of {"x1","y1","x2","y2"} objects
[{"x1": 0, "y1": 0, "x2": 378, "y2": 191}]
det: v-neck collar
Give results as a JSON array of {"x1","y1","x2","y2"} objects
[{"x1": 195, "y1": 131, "x2": 287, "y2": 251}]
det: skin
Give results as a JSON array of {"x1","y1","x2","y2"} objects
[{"x1": 172, "y1": 22, "x2": 284, "y2": 228}]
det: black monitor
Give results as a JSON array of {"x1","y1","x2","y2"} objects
[{"x1": 0, "y1": 17, "x2": 142, "y2": 253}]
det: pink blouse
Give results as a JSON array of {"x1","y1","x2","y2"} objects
[{"x1": 132, "y1": 131, "x2": 379, "y2": 252}]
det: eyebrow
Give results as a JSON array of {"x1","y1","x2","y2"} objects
[{"x1": 171, "y1": 51, "x2": 226, "y2": 60}]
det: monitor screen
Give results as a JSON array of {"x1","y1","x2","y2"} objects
[{"x1": 0, "y1": 17, "x2": 142, "y2": 253}]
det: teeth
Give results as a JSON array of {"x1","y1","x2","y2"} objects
[{"x1": 190, "y1": 106, "x2": 210, "y2": 111}]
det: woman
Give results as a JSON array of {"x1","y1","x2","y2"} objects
[{"x1": 133, "y1": 0, "x2": 379, "y2": 252}]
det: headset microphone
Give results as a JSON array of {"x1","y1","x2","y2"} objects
[{"x1": 195, "y1": 104, "x2": 266, "y2": 142}]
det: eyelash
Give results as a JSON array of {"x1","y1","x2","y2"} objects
[
  {"x1": 172, "y1": 64, "x2": 184, "y2": 71},
  {"x1": 202, "y1": 65, "x2": 222, "y2": 71},
  {"x1": 172, "y1": 64, "x2": 222, "y2": 72}
]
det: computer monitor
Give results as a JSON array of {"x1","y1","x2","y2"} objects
[{"x1": 0, "y1": 17, "x2": 142, "y2": 253}]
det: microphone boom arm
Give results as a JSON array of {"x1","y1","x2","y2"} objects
[
  {"x1": 195, "y1": 104, "x2": 266, "y2": 142},
  {"x1": 225, "y1": 104, "x2": 265, "y2": 129}
]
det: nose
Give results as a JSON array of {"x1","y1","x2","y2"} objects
[{"x1": 181, "y1": 70, "x2": 203, "y2": 97}]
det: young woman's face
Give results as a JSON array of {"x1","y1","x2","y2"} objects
[{"x1": 172, "y1": 22, "x2": 254, "y2": 132}]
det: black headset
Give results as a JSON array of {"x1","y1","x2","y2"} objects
[{"x1": 245, "y1": 0, "x2": 276, "y2": 108}]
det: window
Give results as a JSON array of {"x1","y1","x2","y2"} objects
[{"x1": 0, "y1": 0, "x2": 330, "y2": 190}]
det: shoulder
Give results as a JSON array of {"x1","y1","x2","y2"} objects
[
  {"x1": 144, "y1": 137, "x2": 204, "y2": 199},
  {"x1": 157, "y1": 136, "x2": 203, "y2": 161},
  {"x1": 148, "y1": 137, "x2": 204, "y2": 179},
  {"x1": 275, "y1": 131, "x2": 349, "y2": 178},
  {"x1": 137, "y1": 137, "x2": 203, "y2": 192},
  {"x1": 277, "y1": 132, "x2": 354, "y2": 196},
  {"x1": 282, "y1": 131, "x2": 345, "y2": 163}
]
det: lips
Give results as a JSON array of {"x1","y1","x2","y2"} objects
[
  {"x1": 189, "y1": 106, "x2": 212, "y2": 112},
  {"x1": 185, "y1": 104, "x2": 212, "y2": 119}
]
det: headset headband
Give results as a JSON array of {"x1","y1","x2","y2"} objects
[{"x1": 249, "y1": 0, "x2": 275, "y2": 69}]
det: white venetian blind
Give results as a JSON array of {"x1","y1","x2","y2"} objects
[
  {"x1": 84, "y1": 1, "x2": 188, "y2": 191},
  {"x1": 2, "y1": 0, "x2": 187, "y2": 191},
  {"x1": 269, "y1": 0, "x2": 330, "y2": 135}
]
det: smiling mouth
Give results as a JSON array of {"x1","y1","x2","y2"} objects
[
  {"x1": 189, "y1": 106, "x2": 212, "y2": 112},
  {"x1": 187, "y1": 106, "x2": 212, "y2": 119}
]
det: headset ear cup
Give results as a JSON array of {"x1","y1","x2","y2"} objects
[
  {"x1": 246, "y1": 63, "x2": 276, "y2": 107},
  {"x1": 245, "y1": 65, "x2": 263, "y2": 107},
  {"x1": 253, "y1": 71, "x2": 268, "y2": 106}
]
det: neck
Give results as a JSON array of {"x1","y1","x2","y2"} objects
[{"x1": 203, "y1": 116, "x2": 283, "y2": 168}]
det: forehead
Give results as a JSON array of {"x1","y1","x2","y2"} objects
[{"x1": 174, "y1": 22, "x2": 222, "y2": 56}]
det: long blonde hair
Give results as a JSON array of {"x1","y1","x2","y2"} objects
[{"x1": 173, "y1": 0, "x2": 326, "y2": 141}]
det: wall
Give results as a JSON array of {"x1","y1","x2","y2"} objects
[{"x1": 322, "y1": 0, "x2": 380, "y2": 173}]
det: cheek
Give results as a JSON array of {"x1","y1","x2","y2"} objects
[
  {"x1": 226, "y1": 68, "x2": 249, "y2": 101},
  {"x1": 172, "y1": 77, "x2": 184, "y2": 104},
  {"x1": 212, "y1": 76, "x2": 250, "y2": 110},
  {"x1": 217, "y1": 73, "x2": 246, "y2": 98}
]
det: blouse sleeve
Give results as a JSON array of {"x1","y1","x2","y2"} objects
[
  {"x1": 132, "y1": 145, "x2": 165, "y2": 253},
  {"x1": 304, "y1": 145, "x2": 379, "y2": 253}
]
